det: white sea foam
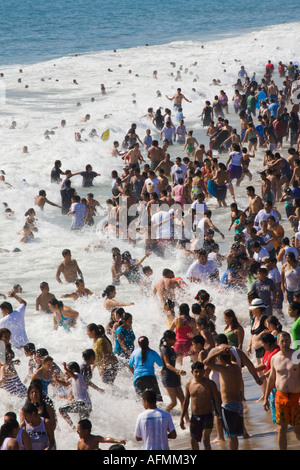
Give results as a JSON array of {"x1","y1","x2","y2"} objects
[{"x1": 0, "y1": 21, "x2": 298, "y2": 449}]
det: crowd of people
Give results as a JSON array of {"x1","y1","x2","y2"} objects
[{"x1": 1, "y1": 57, "x2": 300, "y2": 452}]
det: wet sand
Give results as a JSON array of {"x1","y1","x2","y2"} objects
[{"x1": 169, "y1": 370, "x2": 299, "y2": 451}]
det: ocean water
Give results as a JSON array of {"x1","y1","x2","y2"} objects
[
  {"x1": 1, "y1": 0, "x2": 300, "y2": 66},
  {"x1": 0, "y1": 6, "x2": 299, "y2": 450}
]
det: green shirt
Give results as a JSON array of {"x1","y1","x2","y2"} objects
[{"x1": 291, "y1": 317, "x2": 300, "y2": 350}]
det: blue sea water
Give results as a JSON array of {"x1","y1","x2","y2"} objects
[{"x1": 1, "y1": 0, "x2": 300, "y2": 66}]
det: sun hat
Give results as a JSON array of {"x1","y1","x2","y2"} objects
[{"x1": 249, "y1": 298, "x2": 267, "y2": 310}]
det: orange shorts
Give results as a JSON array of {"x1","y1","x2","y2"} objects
[{"x1": 275, "y1": 391, "x2": 300, "y2": 426}]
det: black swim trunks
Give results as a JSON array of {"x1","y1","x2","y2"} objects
[{"x1": 190, "y1": 413, "x2": 213, "y2": 442}]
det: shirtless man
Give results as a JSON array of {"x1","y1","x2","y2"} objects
[
  {"x1": 263, "y1": 331, "x2": 300, "y2": 450},
  {"x1": 166, "y1": 88, "x2": 192, "y2": 109},
  {"x1": 194, "y1": 145, "x2": 207, "y2": 167},
  {"x1": 124, "y1": 143, "x2": 145, "y2": 170},
  {"x1": 77, "y1": 419, "x2": 126, "y2": 450},
  {"x1": 56, "y1": 249, "x2": 83, "y2": 284},
  {"x1": 180, "y1": 361, "x2": 222, "y2": 450},
  {"x1": 153, "y1": 268, "x2": 182, "y2": 304},
  {"x1": 212, "y1": 163, "x2": 231, "y2": 208},
  {"x1": 246, "y1": 185, "x2": 263, "y2": 222},
  {"x1": 159, "y1": 189, "x2": 175, "y2": 207},
  {"x1": 157, "y1": 168, "x2": 169, "y2": 193},
  {"x1": 147, "y1": 140, "x2": 165, "y2": 171},
  {"x1": 260, "y1": 171, "x2": 273, "y2": 203},
  {"x1": 203, "y1": 345, "x2": 244, "y2": 450},
  {"x1": 86, "y1": 193, "x2": 103, "y2": 216},
  {"x1": 155, "y1": 153, "x2": 174, "y2": 177},
  {"x1": 206, "y1": 121, "x2": 218, "y2": 139},
  {"x1": 35, "y1": 282, "x2": 55, "y2": 313},
  {"x1": 34, "y1": 190, "x2": 62, "y2": 211},
  {"x1": 110, "y1": 141, "x2": 126, "y2": 157},
  {"x1": 60, "y1": 279, "x2": 93, "y2": 301}
]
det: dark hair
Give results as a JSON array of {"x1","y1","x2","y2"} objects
[
  {"x1": 67, "y1": 362, "x2": 80, "y2": 373},
  {"x1": 22, "y1": 402, "x2": 39, "y2": 415},
  {"x1": 224, "y1": 309, "x2": 240, "y2": 330},
  {"x1": 138, "y1": 336, "x2": 150, "y2": 364},
  {"x1": 24, "y1": 343, "x2": 36, "y2": 355},
  {"x1": 109, "y1": 444, "x2": 126, "y2": 450},
  {"x1": 191, "y1": 303, "x2": 201, "y2": 315},
  {"x1": 266, "y1": 315, "x2": 282, "y2": 332},
  {"x1": 191, "y1": 361, "x2": 204, "y2": 371},
  {"x1": 102, "y1": 285, "x2": 116, "y2": 298},
  {"x1": 142, "y1": 389, "x2": 156, "y2": 404},
  {"x1": 0, "y1": 302, "x2": 13, "y2": 313},
  {"x1": 4, "y1": 411, "x2": 17, "y2": 421},
  {"x1": 215, "y1": 334, "x2": 228, "y2": 345},
  {"x1": 26, "y1": 379, "x2": 43, "y2": 402},
  {"x1": 0, "y1": 419, "x2": 19, "y2": 447},
  {"x1": 179, "y1": 303, "x2": 190, "y2": 317},
  {"x1": 195, "y1": 289, "x2": 210, "y2": 305},
  {"x1": 289, "y1": 301, "x2": 300, "y2": 317},
  {"x1": 86, "y1": 323, "x2": 111, "y2": 349},
  {"x1": 62, "y1": 249, "x2": 71, "y2": 257},
  {"x1": 260, "y1": 332, "x2": 277, "y2": 346},
  {"x1": 159, "y1": 330, "x2": 176, "y2": 349},
  {"x1": 82, "y1": 349, "x2": 96, "y2": 361},
  {"x1": 78, "y1": 419, "x2": 92, "y2": 432},
  {"x1": 40, "y1": 282, "x2": 49, "y2": 289},
  {"x1": 192, "y1": 335, "x2": 205, "y2": 346},
  {"x1": 48, "y1": 298, "x2": 63, "y2": 309},
  {"x1": 119, "y1": 312, "x2": 132, "y2": 326},
  {"x1": 35, "y1": 348, "x2": 48, "y2": 358},
  {"x1": 196, "y1": 317, "x2": 208, "y2": 328}
]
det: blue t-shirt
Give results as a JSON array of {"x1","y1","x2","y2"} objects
[
  {"x1": 114, "y1": 326, "x2": 135, "y2": 358},
  {"x1": 129, "y1": 348, "x2": 162, "y2": 384},
  {"x1": 143, "y1": 135, "x2": 152, "y2": 149}
]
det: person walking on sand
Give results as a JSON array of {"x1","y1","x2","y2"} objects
[
  {"x1": 180, "y1": 361, "x2": 222, "y2": 450},
  {"x1": 204, "y1": 345, "x2": 244, "y2": 450},
  {"x1": 263, "y1": 331, "x2": 300, "y2": 450}
]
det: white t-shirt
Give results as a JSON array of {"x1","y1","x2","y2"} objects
[
  {"x1": 186, "y1": 259, "x2": 218, "y2": 281},
  {"x1": 70, "y1": 202, "x2": 87, "y2": 230},
  {"x1": 144, "y1": 177, "x2": 160, "y2": 194},
  {"x1": 70, "y1": 372, "x2": 91, "y2": 403},
  {"x1": 0, "y1": 304, "x2": 28, "y2": 348},
  {"x1": 253, "y1": 246, "x2": 269, "y2": 262},
  {"x1": 135, "y1": 408, "x2": 175, "y2": 450},
  {"x1": 151, "y1": 210, "x2": 174, "y2": 239},
  {"x1": 171, "y1": 163, "x2": 187, "y2": 184},
  {"x1": 191, "y1": 201, "x2": 206, "y2": 226},
  {"x1": 254, "y1": 209, "x2": 279, "y2": 227},
  {"x1": 268, "y1": 267, "x2": 282, "y2": 284},
  {"x1": 230, "y1": 151, "x2": 243, "y2": 166}
]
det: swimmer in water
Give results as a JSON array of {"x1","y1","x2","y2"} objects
[
  {"x1": 76, "y1": 419, "x2": 126, "y2": 450},
  {"x1": 34, "y1": 190, "x2": 62, "y2": 211},
  {"x1": 56, "y1": 249, "x2": 84, "y2": 284},
  {"x1": 35, "y1": 282, "x2": 56, "y2": 313},
  {"x1": 60, "y1": 279, "x2": 94, "y2": 301}
]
